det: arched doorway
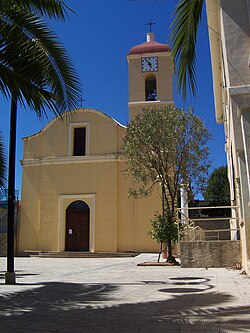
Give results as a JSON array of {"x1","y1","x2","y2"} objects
[{"x1": 65, "y1": 200, "x2": 90, "y2": 251}]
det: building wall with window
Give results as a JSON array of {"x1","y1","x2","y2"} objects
[
  {"x1": 19, "y1": 32, "x2": 173, "y2": 254},
  {"x1": 19, "y1": 108, "x2": 162, "y2": 253}
]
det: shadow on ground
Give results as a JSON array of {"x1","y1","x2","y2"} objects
[
  {"x1": 0, "y1": 279, "x2": 249, "y2": 332},
  {"x1": 0, "y1": 270, "x2": 40, "y2": 279}
]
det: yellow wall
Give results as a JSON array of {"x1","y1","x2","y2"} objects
[
  {"x1": 20, "y1": 36, "x2": 176, "y2": 254},
  {"x1": 23, "y1": 109, "x2": 125, "y2": 159},
  {"x1": 127, "y1": 52, "x2": 174, "y2": 119},
  {"x1": 19, "y1": 108, "x2": 162, "y2": 253},
  {"x1": 117, "y1": 162, "x2": 161, "y2": 252}
]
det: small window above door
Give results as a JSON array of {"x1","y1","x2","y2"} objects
[
  {"x1": 73, "y1": 127, "x2": 86, "y2": 156},
  {"x1": 68, "y1": 122, "x2": 90, "y2": 157}
]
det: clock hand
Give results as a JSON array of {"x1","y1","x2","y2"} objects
[{"x1": 146, "y1": 59, "x2": 152, "y2": 67}]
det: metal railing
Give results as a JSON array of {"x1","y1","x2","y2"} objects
[
  {"x1": 177, "y1": 205, "x2": 240, "y2": 242},
  {"x1": 0, "y1": 202, "x2": 19, "y2": 255},
  {"x1": 0, "y1": 207, "x2": 7, "y2": 232},
  {"x1": 0, "y1": 189, "x2": 19, "y2": 203},
  {"x1": 204, "y1": 228, "x2": 239, "y2": 241}
]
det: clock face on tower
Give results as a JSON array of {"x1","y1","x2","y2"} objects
[{"x1": 141, "y1": 57, "x2": 158, "y2": 72}]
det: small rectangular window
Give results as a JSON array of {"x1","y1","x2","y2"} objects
[{"x1": 73, "y1": 127, "x2": 86, "y2": 156}]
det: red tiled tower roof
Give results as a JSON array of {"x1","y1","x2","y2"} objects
[{"x1": 129, "y1": 33, "x2": 170, "y2": 55}]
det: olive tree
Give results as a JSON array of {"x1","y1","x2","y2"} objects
[{"x1": 121, "y1": 106, "x2": 210, "y2": 262}]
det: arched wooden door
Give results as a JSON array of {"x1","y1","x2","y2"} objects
[{"x1": 65, "y1": 200, "x2": 90, "y2": 251}]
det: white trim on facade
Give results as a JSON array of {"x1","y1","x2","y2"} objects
[
  {"x1": 128, "y1": 100, "x2": 174, "y2": 106},
  {"x1": 229, "y1": 86, "x2": 250, "y2": 96},
  {"x1": 126, "y1": 51, "x2": 171, "y2": 61},
  {"x1": 21, "y1": 154, "x2": 118, "y2": 166}
]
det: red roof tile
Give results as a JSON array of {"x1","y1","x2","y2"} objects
[{"x1": 129, "y1": 41, "x2": 170, "y2": 55}]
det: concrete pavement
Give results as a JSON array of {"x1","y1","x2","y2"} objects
[{"x1": 0, "y1": 253, "x2": 249, "y2": 332}]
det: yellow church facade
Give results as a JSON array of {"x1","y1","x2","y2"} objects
[{"x1": 18, "y1": 32, "x2": 174, "y2": 254}]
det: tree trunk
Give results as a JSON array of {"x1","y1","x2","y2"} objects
[
  {"x1": 166, "y1": 239, "x2": 172, "y2": 259},
  {"x1": 158, "y1": 182, "x2": 165, "y2": 263},
  {"x1": 166, "y1": 239, "x2": 179, "y2": 264},
  {"x1": 157, "y1": 242, "x2": 162, "y2": 263},
  {"x1": 5, "y1": 96, "x2": 17, "y2": 284}
]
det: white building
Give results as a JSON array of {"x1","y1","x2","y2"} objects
[{"x1": 206, "y1": 0, "x2": 250, "y2": 273}]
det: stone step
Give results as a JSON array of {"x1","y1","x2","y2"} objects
[{"x1": 26, "y1": 251, "x2": 140, "y2": 258}]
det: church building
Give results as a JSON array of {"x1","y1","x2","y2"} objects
[{"x1": 18, "y1": 32, "x2": 174, "y2": 254}]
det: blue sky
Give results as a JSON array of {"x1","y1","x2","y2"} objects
[{"x1": 0, "y1": 0, "x2": 226, "y2": 196}]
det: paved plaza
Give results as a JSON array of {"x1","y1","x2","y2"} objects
[{"x1": 0, "y1": 253, "x2": 250, "y2": 332}]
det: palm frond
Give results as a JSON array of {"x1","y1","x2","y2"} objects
[
  {"x1": 0, "y1": 8, "x2": 82, "y2": 116},
  {"x1": 170, "y1": 0, "x2": 204, "y2": 100},
  {"x1": 0, "y1": 0, "x2": 75, "y2": 21}
]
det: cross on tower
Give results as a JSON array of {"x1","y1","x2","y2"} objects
[
  {"x1": 79, "y1": 98, "x2": 86, "y2": 108},
  {"x1": 144, "y1": 20, "x2": 156, "y2": 32}
]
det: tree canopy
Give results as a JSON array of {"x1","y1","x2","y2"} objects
[
  {"x1": 122, "y1": 106, "x2": 210, "y2": 211},
  {"x1": 203, "y1": 165, "x2": 230, "y2": 206},
  {"x1": 121, "y1": 106, "x2": 210, "y2": 259}
]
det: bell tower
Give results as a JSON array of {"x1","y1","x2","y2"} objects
[{"x1": 127, "y1": 32, "x2": 174, "y2": 120}]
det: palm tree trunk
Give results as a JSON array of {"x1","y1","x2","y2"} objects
[{"x1": 5, "y1": 96, "x2": 17, "y2": 284}]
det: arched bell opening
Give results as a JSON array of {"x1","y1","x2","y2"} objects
[{"x1": 145, "y1": 75, "x2": 157, "y2": 101}]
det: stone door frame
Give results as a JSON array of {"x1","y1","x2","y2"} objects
[{"x1": 58, "y1": 194, "x2": 95, "y2": 252}]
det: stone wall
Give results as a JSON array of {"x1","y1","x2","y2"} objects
[{"x1": 180, "y1": 241, "x2": 241, "y2": 268}]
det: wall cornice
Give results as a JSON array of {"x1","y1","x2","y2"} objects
[{"x1": 21, "y1": 154, "x2": 121, "y2": 167}]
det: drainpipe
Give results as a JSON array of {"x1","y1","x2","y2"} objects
[{"x1": 180, "y1": 183, "x2": 189, "y2": 225}]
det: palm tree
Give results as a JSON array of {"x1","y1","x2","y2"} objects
[
  {"x1": 171, "y1": 0, "x2": 204, "y2": 100},
  {"x1": 0, "y1": 0, "x2": 82, "y2": 284},
  {"x1": 0, "y1": 0, "x2": 80, "y2": 113}
]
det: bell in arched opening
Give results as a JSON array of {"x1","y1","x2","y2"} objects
[{"x1": 145, "y1": 75, "x2": 157, "y2": 101}]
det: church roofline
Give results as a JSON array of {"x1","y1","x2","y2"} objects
[{"x1": 22, "y1": 108, "x2": 126, "y2": 141}]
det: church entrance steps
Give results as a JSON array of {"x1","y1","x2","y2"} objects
[{"x1": 22, "y1": 251, "x2": 140, "y2": 258}]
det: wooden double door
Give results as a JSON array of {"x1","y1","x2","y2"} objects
[{"x1": 65, "y1": 200, "x2": 90, "y2": 251}]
